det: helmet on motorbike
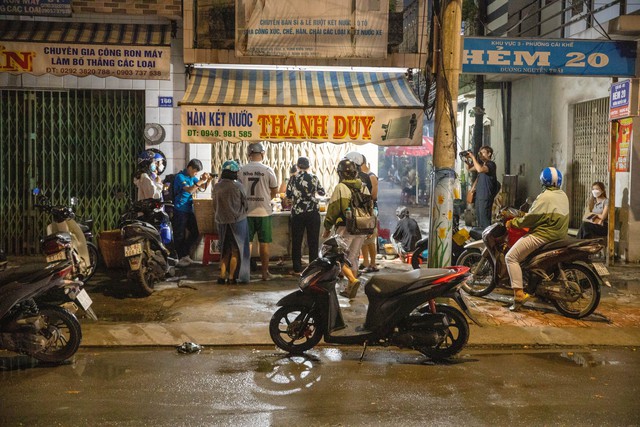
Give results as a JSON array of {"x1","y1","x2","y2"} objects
[
  {"x1": 540, "y1": 167, "x2": 563, "y2": 188},
  {"x1": 396, "y1": 206, "x2": 409, "y2": 219},
  {"x1": 336, "y1": 158, "x2": 358, "y2": 180}
]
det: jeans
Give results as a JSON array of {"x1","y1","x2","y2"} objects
[
  {"x1": 172, "y1": 210, "x2": 199, "y2": 258},
  {"x1": 476, "y1": 197, "x2": 493, "y2": 228},
  {"x1": 291, "y1": 211, "x2": 321, "y2": 273}
]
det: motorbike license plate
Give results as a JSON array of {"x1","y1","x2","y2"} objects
[
  {"x1": 46, "y1": 251, "x2": 67, "y2": 263},
  {"x1": 124, "y1": 242, "x2": 143, "y2": 257},
  {"x1": 592, "y1": 262, "x2": 610, "y2": 276},
  {"x1": 74, "y1": 289, "x2": 93, "y2": 310}
]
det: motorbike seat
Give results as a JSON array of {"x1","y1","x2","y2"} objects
[
  {"x1": 365, "y1": 268, "x2": 452, "y2": 298},
  {"x1": 43, "y1": 232, "x2": 72, "y2": 244},
  {"x1": 0, "y1": 262, "x2": 53, "y2": 287},
  {"x1": 469, "y1": 227, "x2": 484, "y2": 240}
]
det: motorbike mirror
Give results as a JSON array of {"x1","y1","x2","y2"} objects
[
  {"x1": 32, "y1": 187, "x2": 41, "y2": 196},
  {"x1": 70, "y1": 197, "x2": 78, "y2": 206}
]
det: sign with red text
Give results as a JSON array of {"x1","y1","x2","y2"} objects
[
  {"x1": 0, "y1": 42, "x2": 170, "y2": 80},
  {"x1": 181, "y1": 106, "x2": 423, "y2": 146}
]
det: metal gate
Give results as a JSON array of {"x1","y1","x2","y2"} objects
[
  {"x1": 0, "y1": 89, "x2": 145, "y2": 255},
  {"x1": 571, "y1": 97, "x2": 609, "y2": 228}
]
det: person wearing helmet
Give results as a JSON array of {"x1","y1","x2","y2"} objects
[
  {"x1": 505, "y1": 167, "x2": 569, "y2": 311},
  {"x1": 391, "y1": 206, "x2": 422, "y2": 259},
  {"x1": 133, "y1": 150, "x2": 163, "y2": 201},
  {"x1": 465, "y1": 145, "x2": 499, "y2": 228},
  {"x1": 238, "y1": 142, "x2": 278, "y2": 281},
  {"x1": 322, "y1": 157, "x2": 371, "y2": 299},
  {"x1": 212, "y1": 160, "x2": 250, "y2": 284},
  {"x1": 173, "y1": 158, "x2": 212, "y2": 267}
]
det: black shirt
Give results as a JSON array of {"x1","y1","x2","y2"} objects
[
  {"x1": 392, "y1": 217, "x2": 422, "y2": 252},
  {"x1": 476, "y1": 160, "x2": 498, "y2": 201}
]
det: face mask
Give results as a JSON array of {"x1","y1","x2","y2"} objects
[
  {"x1": 150, "y1": 163, "x2": 157, "y2": 172},
  {"x1": 592, "y1": 189, "x2": 602, "y2": 198}
]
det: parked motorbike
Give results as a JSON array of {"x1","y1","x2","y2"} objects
[
  {"x1": 33, "y1": 188, "x2": 98, "y2": 282},
  {"x1": 269, "y1": 236, "x2": 476, "y2": 360},
  {"x1": 467, "y1": 207, "x2": 609, "y2": 318},
  {"x1": 0, "y1": 260, "x2": 82, "y2": 363},
  {"x1": 119, "y1": 197, "x2": 176, "y2": 296}
]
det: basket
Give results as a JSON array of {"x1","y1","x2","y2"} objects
[
  {"x1": 194, "y1": 198, "x2": 216, "y2": 234},
  {"x1": 98, "y1": 229, "x2": 125, "y2": 269}
]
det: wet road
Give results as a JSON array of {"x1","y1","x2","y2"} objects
[{"x1": 1, "y1": 346, "x2": 638, "y2": 426}]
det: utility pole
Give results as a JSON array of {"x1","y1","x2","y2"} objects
[
  {"x1": 472, "y1": 0, "x2": 487, "y2": 156},
  {"x1": 428, "y1": 0, "x2": 463, "y2": 268}
]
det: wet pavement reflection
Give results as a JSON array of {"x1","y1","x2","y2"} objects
[{"x1": 1, "y1": 346, "x2": 638, "y2": 426}]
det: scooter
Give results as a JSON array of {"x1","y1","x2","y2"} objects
[
  {"x1": 475, "y1": 207, "x2": 609, "y2": 318},
  {"x1": 0, "y1": 260, "x2": 82, "y2": 363},
  {"x1": 270, "y1": 236, "x2": 477, "y2": 360},
  {"x1": 33, "y1": 188, "x2": 98, "y2": 282},
  {"x1": 119, "y1": 198, "x2": 176, "y2": 296}
]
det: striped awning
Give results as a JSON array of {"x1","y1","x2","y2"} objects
[
  {"x1": 0, "y1": 20, "x2": 172, "y2": 46},
  {"x1": 180, "y1": 69, "x2": 423, "y2": 109}
]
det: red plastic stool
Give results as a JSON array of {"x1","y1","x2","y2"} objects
[{"x1": 202, "y1": 233, "x2": 220, "y2": 266}]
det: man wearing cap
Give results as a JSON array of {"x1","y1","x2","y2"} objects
[
  {"x1": 239, "y1": 143, "x2": 279, "y2": 280},
  {"x1": 286, "y1": 156, "x2": 326, "y2": 275}
]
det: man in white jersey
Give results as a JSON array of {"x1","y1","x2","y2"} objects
[{"x1": 239, "y1": 143, "x2": 278, "y2": 280}]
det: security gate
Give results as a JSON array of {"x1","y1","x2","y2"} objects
[
  {"x1": 571, "y1": 97, "x2": 609, "y2": 228},
  {"x1": 0, "y1": 90, "x2": 144, "y2": 255}
]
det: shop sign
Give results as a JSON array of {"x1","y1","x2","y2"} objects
[
  {"x1": 610, "y1": 80, "x2": 632, "y2": 120},
  {"x1": 0, "y1": 42, "x2": 171, "y2": 80},
  {"x1": 462, "y1": 37, "x2": 636, "y2": 77},
  {"x1": 181, "y1": 106, "x2": 423, "y2": 146},
  {"x1": 0, "y1": 0, "x2": 71, "y2": 17},
  {"x1": 615, "y1": 118, "x2": 632, "y2": 172},
  {"x1": 235, "y1": 0, "x2": 389, "y2": 59}
]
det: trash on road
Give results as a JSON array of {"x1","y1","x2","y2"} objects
[{"x1": 177, "y1": 342, "x2": 202, "y2": 354}]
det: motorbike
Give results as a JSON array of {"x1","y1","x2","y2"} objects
[
  {"x1": 269, "y1": 236, "x2": 477, "y2": 360},
  {"x1": 119, "y1": 197, "x2": 176, "y2": 296},
  {"x1": 0, "y1": 259, "x2": 82, "y2": 363},
  {"x1": 33, "y1": 188, "x2": 98, "y2": 282},
  {"x1": 466, "y1": 206, "x2": 609, "y2": 318}
]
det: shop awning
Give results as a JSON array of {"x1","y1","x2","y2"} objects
[{"x1": 179, "y1": 68, "x2": 424, "y2": 146}]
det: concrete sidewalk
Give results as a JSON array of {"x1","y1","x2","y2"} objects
[{"x1": 76, "y1": 258, "x2": 640, "y2": 348}]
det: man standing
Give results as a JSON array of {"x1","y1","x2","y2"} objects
[
  {"x1": 465, "y1": 145, "x2": 498, "y2": 228},
  {"x1": 239, "y1": 143, "x2": 278, "y2": 280},
  {"x1": 173, "y1": 159, "x2": 211, "y2": 267}
]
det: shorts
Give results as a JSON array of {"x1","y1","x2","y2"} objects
[{"x1": 248, "y1": 216, "x2": 272, "y2": 243}]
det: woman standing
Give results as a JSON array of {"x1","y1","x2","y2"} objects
[
  {"x1": 577, "y1": 181, "x2": 609, "y2": 239},
  {"x1": 133, "y1": 150, "x2": 163, "y2": 201},
  {"x1": 212, "y1": 160, "x2": 250, "y2": 284},
  {"x1": 286, "y1": 156, "x2": 325, "y2": 275}
]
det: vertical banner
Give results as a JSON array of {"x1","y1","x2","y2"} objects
[
  {"x1": 616, "y1": 118, "x2": 632, "y2": 172},
  {"x1": 235, "y1": 0, "x2": 389, "y2": 58}
]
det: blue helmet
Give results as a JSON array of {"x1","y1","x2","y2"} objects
[
  {"x1": 540, "y1": 167, "x2": 562, "y2": 188},
  {"x1": 222, "y1": 159, "x2": 240, "y2": 172},
  {"x1": 137, "y1": 150, "x2": 154, "y2": 165}
]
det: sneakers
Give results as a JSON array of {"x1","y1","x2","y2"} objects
[
  {"x1": 509, "y1": 293, "x2": 532, "y2": 312},
  {"x1": 339, "y1": 279, "x2": 361, "y2": 300},
  {"x1": 177, "y1": 256, "x2": 193, "y2": 267}
]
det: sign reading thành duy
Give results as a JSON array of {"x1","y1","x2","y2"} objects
[
  {"x1": 0, "y1": 44, "x2": 171, "y2": 80},
  {"x1": 235, "y1": 0, "x2": 389, "y2": 59},
  {"x1": 181, "y1": 107, "x2": 423, "y2": 146}
]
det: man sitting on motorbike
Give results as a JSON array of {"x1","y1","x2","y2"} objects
[{"x1": 505, "y1": 167, "x2": 569, "y2": 311}]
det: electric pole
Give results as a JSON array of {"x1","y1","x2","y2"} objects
[{"x1": 428, "y1": 0, "x2": 463, "y2": 268}]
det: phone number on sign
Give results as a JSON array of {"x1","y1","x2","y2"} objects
[{"x1": 187, "y1": 130, "x2": 252, "y2": 138}]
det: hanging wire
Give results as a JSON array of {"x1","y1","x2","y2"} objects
[{"x1": 583, "y1": 0, "x2": 613, "y2": 40}]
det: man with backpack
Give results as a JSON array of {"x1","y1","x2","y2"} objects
[
  {"x1": 464, "y1": 145, "x2": 499, "y2": 228},
  {"x1": 323, "y1": 158, "x2": 374, "y2": 299}
]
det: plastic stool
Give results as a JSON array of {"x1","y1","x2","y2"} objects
[{"x1": 202, "y1": 233, "x2": 220, "y2": 266}]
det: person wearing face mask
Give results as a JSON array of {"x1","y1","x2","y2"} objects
[
  {"x1": 133, "y1": 150, "x2": 163, "y2": 201},
  {"x1": 465, "y1": 145, "x2": 499, "y2": 228},
  {"x1": 577, "y1": 181, "x2": 609, "y2": 239}
]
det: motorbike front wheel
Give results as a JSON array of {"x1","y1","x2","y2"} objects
[
  {"x1": 458, "y1": 250, "x2": 495, "y2": 297},
  {"x1": 417, "y1": 304, "x2": 469, "y2": 360},
  {"x1": 552, "y1": 263, "x2": 601, "y2": 319},
  {"x1": 32, "y1": 305, "x2": 82, "y2": 363},
  {"x1": 269, "y1": 306, "x2": 323, "y2": 354}
]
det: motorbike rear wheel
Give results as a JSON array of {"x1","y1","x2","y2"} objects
[
  {"x1": 458, "y1": 250, "x2": 495, "y2": 297},
  {"x1": 83, "y1": 242, "x2": 99, "y2": 281},
  {"x1": 551, "y1": 263, "x2": 601, "y2": 319},
  {"x1": 32, "y1": 305, "x2": 82, "y2": 363},
  {"x1": 417, "y1": 304, "x2": 469, "y2": 360},
  {"x1": 134, "y1": 252, "x2": 157, "y2": 296},
  {"x1": 269, "y1": 306, "x2": 323, "y2": 354}
]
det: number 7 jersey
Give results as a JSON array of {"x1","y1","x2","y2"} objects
[{"x1": 239, "y1": 161, "x2": 278, "y2": 217}]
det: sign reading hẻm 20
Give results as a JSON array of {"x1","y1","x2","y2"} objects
[
  {"x1": 181, "y1": 106, "x2": 423, "y2": 146},
  {"x1": 235, "y1": 0, "x2": 389, "y2": 59},
  {"x1": 462, "y1": 37, "x2": 636, "y2": 77},
  {"x1": 0, "y1": 42, "x2": 171, "y2": 80}
]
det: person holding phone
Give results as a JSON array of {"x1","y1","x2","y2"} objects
[{"x1": 577, "y1": 181, "x2": 609, "y2": 239}]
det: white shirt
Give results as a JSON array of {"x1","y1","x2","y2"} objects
[
  {"x1": 239, "y1": 161, "x2": 278, "y2": 217},
  {"x1": 134, "y1": 173, "x2": 163, "y2": 201}
]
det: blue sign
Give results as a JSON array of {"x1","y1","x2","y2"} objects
[
  {"x1": 610, "y1": 80, "x2": 631, "y2": 120},
  {"x1": 462, "y1": 37, "x2": 636, "y2": 77},
  {"x1": 158, "y1": 96, "x2": 173, "y2": 108}
]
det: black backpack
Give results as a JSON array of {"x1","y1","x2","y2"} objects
[
  {"x1": 162, "y1": 174, "x2": 177, "y2": 202},
  {"x1": 345, "y1": 187, "x2": 376, "y2": 235}
]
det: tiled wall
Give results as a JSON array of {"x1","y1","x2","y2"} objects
[{"x1": 72, "y1": 0, "x2": 181, "y2": 18}]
